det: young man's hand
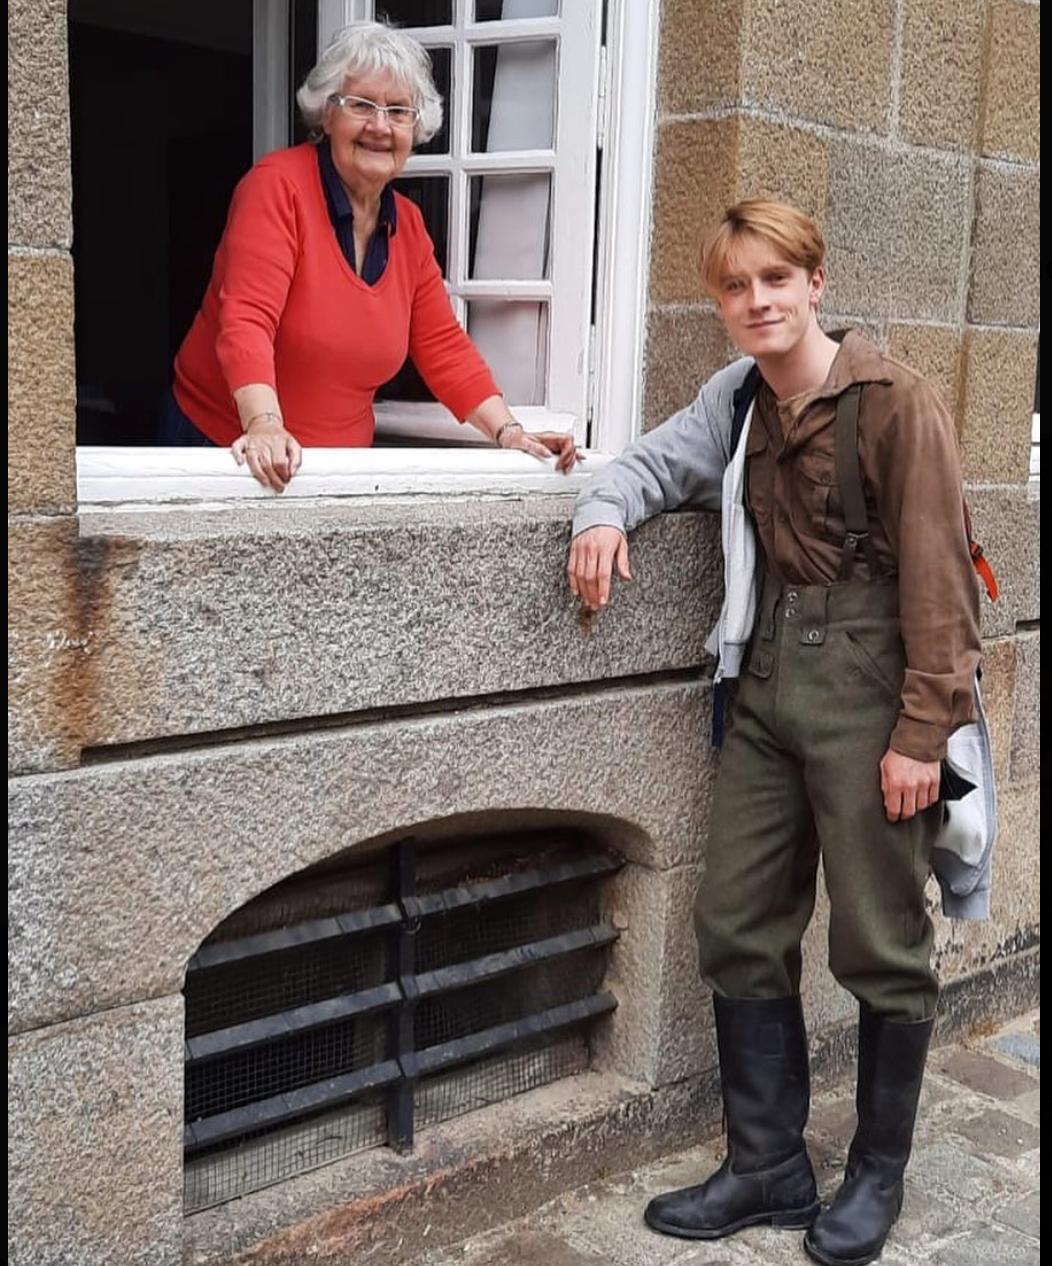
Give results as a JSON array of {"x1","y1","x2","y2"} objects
[
  {"x1": 567, "y1": 526, "x2": 632, "y2": 611},
  {"x1": 880, "y1": 749, "x2": 940, "y2": 822}
]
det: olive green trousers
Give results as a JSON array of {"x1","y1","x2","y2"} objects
[{"x1": 695, "y1": 577, "x2": 939, "y2": 1022}]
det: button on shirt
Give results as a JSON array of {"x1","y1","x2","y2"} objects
[{"x1": 316, "y1": 138, "x2": 397, "y2": 285}]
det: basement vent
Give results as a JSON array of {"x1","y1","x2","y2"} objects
[{"x1": 182, "y1": 833, "x2": 622, "y2": 1211}]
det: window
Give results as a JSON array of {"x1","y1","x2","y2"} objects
[{"x1": 72, "y1": 0, "x2": 659, "y2": 504}]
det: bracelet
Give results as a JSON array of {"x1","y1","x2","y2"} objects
[
  {"x1": 494, "y1": 420, "x2": 523, "y2": 447},
  {"x1": 243, "y1": 410, "x2": 283, "y2": 432}
]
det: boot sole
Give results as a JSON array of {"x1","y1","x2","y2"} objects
[
  {"x1": 645, "y1": 1201, "x2": 821, "y2": 1241},
  {"x1": 802, "y1": 1232, "x2": 886, "y2": 1266}
]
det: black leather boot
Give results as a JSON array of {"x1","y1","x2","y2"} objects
[
  {"x1": 644, "y1": 996, "x2": 819, "y2": 1240},
  {"x1": 804, "y1": 1004, "x2": 935, "y2": 1266}
]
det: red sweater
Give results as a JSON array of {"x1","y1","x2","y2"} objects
[{"x1": 174, "y1": 145, "x2": 499, "y2": 447}]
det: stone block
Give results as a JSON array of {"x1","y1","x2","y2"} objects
[
  {"x1": 1009, "y1": 630, "x2": 1039, "y2": 782},
  {"x1": 824, "y1": 141, "x2": 969, "y2": 322},
  {"x1": 650, "y1": 119, "x2": 737, "y2": 304},
  {"x1": 932, "y1": 1048, "x2": 1037, "y2": 1101},
  {"x1": 8, "y1": 0, "x2": 72, "y2": 247},
  {"x1": 740, "y1": 0, "x2": 895, "y2": 132},
  {"x1": 657, "y1": 0, "x2": 744, "y2": 114},
  {"x1": 965, "y1": 487, "x2": 1039, "y2": 638},
  {"x1": 899, "y1": 0, "x2": 985, "y2": 149},
  {"x1": 643, "y1": 308, "x2": 735, "y2": 431},
  {"x1": 8, "y1": 252, "x2": 76, "y2": 514},
  {"x1": 930, "y1": 779, "x2": 1039, "y2": 984},
  {"x1": 9, "y1": 996, "x2": 183, "y2": 1266},
  {"x1": 968, "y1": 163, "x2": 1041, "y2": 327},
  {"x1": 977, "y1": 636, "x2": 1017, "y2": 784},
  {"x1": 8, "y1": 517, "x2": 84, "y2": 772},
  {"x1": 735, "y1": 117, "x2": 830, "y2": 224},
  {"x1": 596, "y1": 863, "x2": 717, "y2": 1085},
  {"x1": 9, "y1": 680, "x2": 712, "y2": 1034},
  {"x1": 981, "y1": 0, "x2": 1041, "y2": 162},
  {"x1": 8, "y1": 499, "x2": 726, "y2": 769},
  {"x1": 959, "y1": 328, "x2": 1039, "y2": 485},
  {"x1": 886, "y1": 324, "x2": 963, "y2": 420}
]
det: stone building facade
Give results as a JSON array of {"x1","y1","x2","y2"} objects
[{"x1": 9, "y1": 1, "x2": 1039, "y2": 1264}]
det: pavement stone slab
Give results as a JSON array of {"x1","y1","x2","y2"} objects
[
  {"x1": 989, "y1": 1034, "x2": 1041, "y2": 1069},
  {"x1": 932, "y1": 1049, "x2": 1037, "y2": 1101},
  {"x1": 995, "y1": 1192, "x2": 1041, "y2": 1240},
  {"x1": 929, "y1": 1223, "x2": 1040, "y2": 1264},
  {"x1": 952, "y1": 1109, "x2": 1041, "y2": 1160}
]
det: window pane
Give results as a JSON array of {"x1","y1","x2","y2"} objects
[
  {"x1": 469, "y1": 174, "x2": 551, "y2": 279},
  {"x1": 415, "y1": 45, "x2": 451, "y2": 156},
  {"x1": 475, "y1": 0, "x2": 559, "y2": 18},
  {"x1": 393, "y1": 174, "x2": 450, "y2": 275},
  {"x1": 467, "y1": 301, "x2": 548, "y2": 406},
  {"x1": 377, "y1": 1, "x2": 453, "y2": 24},
  {"x1": 472, "y1": 41, "x2": 556, "y2": 152}
]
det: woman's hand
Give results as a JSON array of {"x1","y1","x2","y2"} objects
[
  {"x1": 231, "y1": 417, "x2": 303, "y2": 492},
  {"x1": 879, "y1": 749, "x2": 940, "y2": 822},
  {"x1": 499, "y1": 422, "x2": 582, "y2": 472}
]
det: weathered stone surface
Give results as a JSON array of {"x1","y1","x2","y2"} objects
[
  {"x1": 965, "y1": 486, "x2": 1040, "y2": 638},
  {"x1": 8, "y1": 517, "x2": 83, "y2": 772},
  {"x1": 740, "y1": 0, "x2": 895, "y2": 132},
  {"x1": 1009, "y1": 630, "x2": 1039, "y2": 783},
  {"x1": 650, "y1": 119, "x2": 737, "y2": 304},
  {"x1": 643, "y1": 308, "x2": 735, "y2": 431},
  {"x1": 930, "y1": 779, "x2": 1040, "y2": 983},
  {"x1": 978, "y1": 636, "x2": 1018, "y2": 784},
  {"x1": 8, "y1": 0, "x2": 71, "y2": 247},
  {"x1": 9, "y1": 681, "x2": 712, "y2": 1034},
  {"x1": 9, "y1": 499, "x2": 724, "y2": 770},
  {"x1": 596, "y1": 862, "x2": 716, "y2": 1085},
  {"x1": 736, "y1": 117, "x2": 830, "y2": 224},
  {"x1": 184, "y1": 1068, "x2": 725, "y2": 1266},
  {"x1": 9, "y1": 996, "x2": 183, "y2": 1266},
  {"x1": 8, "y1": 252, "x2": 76, "y2": 514},
  {"x1": 886, "y1": 324, "x2": 963, "y2": 421},
  {"x1": 657, "y1": 0, "x2": 744, "y2": 114},
  {"x1": 968, "y1": 163, "x2": 1041, "y2": 327},
  {"x1": 899, "y1": 0, "x2": 985, "y2": 149},
  {"x1": 959, "y1": 328, "x2": 1039, "y2": 485},
  {"x1": 824, "y1": 141, "x2": 970, "y2": 321},
  {"x1": 981, "y1": 0, "x2": 1041, "y2": 162},
  {"x1": 932, "y1": 1048, "x2": 1037, "y2": 1101}
]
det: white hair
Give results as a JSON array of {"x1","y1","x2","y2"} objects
[{"x1": 296, "y1": 21, "x2": 443, "y2": 146}]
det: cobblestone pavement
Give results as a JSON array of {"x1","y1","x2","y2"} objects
[{"x1": 421, "y1": 1010, "x2": 1039, "y2": 1266}]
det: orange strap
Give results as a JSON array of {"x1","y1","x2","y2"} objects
[{"x1": 970, "y1": 540, "x2": 1000, "y2": 602}]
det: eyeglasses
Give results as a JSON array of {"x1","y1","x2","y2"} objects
[{"x1": 327, "y1": 93, "x2": 420, "y2": 128}]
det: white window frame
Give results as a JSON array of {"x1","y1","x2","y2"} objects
[
  {"x1": 321, "y1": 0, "x2": 601, "y2": 447},
  {"x1": 74, "y1": 0, "x2": 658, "y2": 506}
]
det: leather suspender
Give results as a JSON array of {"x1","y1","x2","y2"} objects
[{"x1": 834, "y1": 384, "x2": 882, "y2": 581}]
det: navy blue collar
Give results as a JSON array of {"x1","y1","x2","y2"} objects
[{"x1": 317, "y1": 138, "x2": 397, "y2": 235}]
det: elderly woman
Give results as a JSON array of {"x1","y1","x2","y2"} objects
[{"x1": 163, "y1": 21, "x2": 578, "y2": 491}]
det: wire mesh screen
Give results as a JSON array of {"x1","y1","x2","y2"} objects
[{"x1": 183, "y1": 832, "x2": 621, "y2": 1214}]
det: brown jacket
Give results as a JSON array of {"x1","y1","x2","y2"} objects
[{"x1": 745, "y1": 330, "x2": 981, "y2": 762}]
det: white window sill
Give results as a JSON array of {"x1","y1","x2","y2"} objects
[{"x1": 76, "y1": 446, "x2": 613, "y2": 511}]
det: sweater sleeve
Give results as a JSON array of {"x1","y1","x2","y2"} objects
[
  {"x1": 867, "y1": 377, "x2": 982, "y2": 762},
  {"x1": 213, "y1": 162, "x2": 300, "y2": 395},
  {"x1": 406, "y1": 216, "x2": 499, "y2": 420}
]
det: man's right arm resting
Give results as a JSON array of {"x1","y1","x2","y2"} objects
[{"x1": 567, "y1": 362, "x2": 747, "y2": 611}]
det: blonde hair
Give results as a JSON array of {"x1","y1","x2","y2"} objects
[{"x1": 700, "y1": 199, "x2": 825, "y2": 296}]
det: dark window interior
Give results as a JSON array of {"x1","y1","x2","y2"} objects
[{"x1": 69, "y1": 0, "x2": 317, "y2": 446}]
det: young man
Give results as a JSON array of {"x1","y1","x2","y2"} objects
[{"x1": 568, "y1": 200, "x2": 982, "y2": 1266}]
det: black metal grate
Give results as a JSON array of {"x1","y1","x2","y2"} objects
[{"x1": 182, "y1": 834, "x2": 621, "y2": 1211}]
